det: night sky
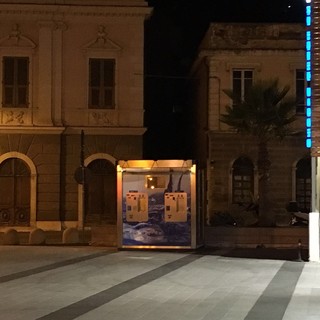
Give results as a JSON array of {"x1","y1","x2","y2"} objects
[{"x1": 143, "y1": 0, "x2": 306, "y2": 160}]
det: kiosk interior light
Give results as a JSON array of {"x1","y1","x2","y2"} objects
[{"x1": 146, "y1": 176, "x2": 166, "y2": 189}]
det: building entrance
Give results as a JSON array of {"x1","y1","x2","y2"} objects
[
  {"x1": 85, "y1": 159, "x2": 116, "y2": 225},
  {"x1": 0, "y1": 158, "x2": 30, "y2": 226}
]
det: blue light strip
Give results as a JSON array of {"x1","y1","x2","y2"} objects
[{"x1": 306, "y1": 0, "x2": 312, "y2": 148}]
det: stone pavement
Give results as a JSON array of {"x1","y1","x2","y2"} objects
[{"x1": 0, "y1": 245, "x2": 318, "y2": 320}]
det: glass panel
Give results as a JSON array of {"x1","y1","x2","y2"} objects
[
  {"x1": 17, "y1": 58, "x2": 28, "y2": 85},
  {"x1": 296, "y1": 70, "x2": 305, "y2": 113},
  {"x1": 104, "y1": 89, "x2": 113, "y2": 107},
  {"x1": 89, "y1": 59, "x2": 115, "y2": 109},
  {"x1": 103, "y1": 60, "x2": 114, "y2": 86},
  {"x1": 14, "y1": 159, "x2": 30, "y2": 176},
  {"x1": 296, "y1": 70, "x2": 304, "y2": 79},
  {"x1": 89, "y1": 59, "x2": 100, "y2": 86},
  {"x1": 0, "y1": 177, "x2": 13, "y2": 205},
  {"x1": 90, "y1": 89, "x2": 100, "y2": 107},
  {"x1": 4, "y1": 88, "x2": 13, "y2": 105},
  {"x1": 232, "y1": 78, "x2": 241, "y2": 99},
  {"x1": 233, "y1": 70, "x2": 241, "y2": 78},
  {"x1": 3, "y1": 57, "x2": 14, "y2": 85},
  {"x1": 0, "y1": 159, "x2": 14, "y2": 176},
  {"x1": 244, "y1": 70, "x2": 252, "y2": 79},
  {"x1": 18, "y1": 88, "x2": 27, "y2": 106},
  {"x1": 3, "y1": 57, "x2": 28, "y2": 108},
  {"x1": 15, "y1": 176, "x2": 30, "y2": 206},
  {"x1": 244, "y1": 78, "x2": 252, "y2": 98}
]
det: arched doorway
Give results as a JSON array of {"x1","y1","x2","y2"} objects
[
  {"x1": 85, "y1": 159, "x2": 116, "y2": 225},
  {"x1": 0, "y1": 158, "x2": 30, "y2": 226}
]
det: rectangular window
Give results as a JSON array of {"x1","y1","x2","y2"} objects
[
  {"x1": 2, "y1": 57, "x2": 29, "y2": 108},
  {"x1": 296, "y1": 69, "x2": 305, "y2": 114},
  {"x1": 88, "y1": 58, "x2": 115, "y2": 109},
  {"x1": 232, "y1": 69, "x2": 253, "y2": 101}
]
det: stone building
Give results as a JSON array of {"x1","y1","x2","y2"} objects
[
  {"x1": 0, "y1": 0, "x2": 151, "y2": 234},
  {"x1": 191, "y1": 23, "x2": 310, "y2": 226}
]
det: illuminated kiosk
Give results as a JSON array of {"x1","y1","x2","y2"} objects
[{"x1": 117, "y1": 160, "x2": 199, "y2": 249}]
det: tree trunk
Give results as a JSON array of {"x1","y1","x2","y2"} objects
[{"x1": 257, "y1": 140, "x2": 273, "y2": 226}]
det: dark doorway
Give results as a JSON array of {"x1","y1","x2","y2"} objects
[
  {"x1": 85, "y1": 159, "x2": 116, "y2": 225},
  {"x1": 296, "y1": 157, "x2": 311, "y2": 213},
  {"x1": 0, "y1": 158, "x2": 30, "y2": 226}
]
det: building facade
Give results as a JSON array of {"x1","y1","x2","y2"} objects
[
  {"x1": 0, "y1": 0, "x2": 151, "y2": 233},
  {"x1": 191, "y1": 23, "x2": 309, "y2": 226}
]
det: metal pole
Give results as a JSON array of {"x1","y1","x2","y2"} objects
[{"x1": 81, "y1": 130, "x2": 86, "y2": 242}]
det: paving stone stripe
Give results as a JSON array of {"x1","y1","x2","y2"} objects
[
  {"x1": 245, "y1": 261, "x2": 305, "y2": 320},
  {"x1": 0, "y1": 251, "x2": 112, "y2": 284},
  {"x1": 36, "y1": 253, "x2": 203, "y2": 320}
]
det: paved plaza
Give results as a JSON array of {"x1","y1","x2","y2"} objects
[{"x1": 0, "y1": 245, "x2": 319, "y2": 320}]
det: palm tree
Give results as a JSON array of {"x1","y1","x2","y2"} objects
[{"x1": 221, "y1": 79, "x2": 297, "y2": 225}]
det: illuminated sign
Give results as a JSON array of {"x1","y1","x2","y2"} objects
[{"x1": 306, "y1": 0, "x2": 312, "y2": 148}]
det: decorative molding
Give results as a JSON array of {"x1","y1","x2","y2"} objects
[
  {"x1": 37, "y1": 20, "x2": 56, "y2": 29},
  {"x1": 84, "y1": 26, "x2": 121, "y2": 52},
  {"x1": 0, "y1": 126, "x2": 65, "y2": 134},
  {"x1": 89, "y1": 111, "x2": 115, "y2": 126},
  {"x1": 209, "y1": 23, "x2": 304, "y2": 50},
  {"x1": 3, "y1": 110, "x2": 25, "y2": 125},
  {"x1": 0, "y1": 24, "x2": 36, "y2": 48},
  {"x1": 54, "y1": 21, "x2": 68, "y2": 31},
  {"x1": 0, "y1": 109, "x2": 32, "y2": 126},
  {"x1": 64, "y1": 126, "x2": 146, "y2": 136},
  {"x1": 85, "y1": 153, "x2": 117, "y2": 167},
  {"x1": 225, "y1": 62, "x2": 262, "y2": 72},
  {"x1": 0, "y1": 7, "x2": 152, "y2": 18},
  {"x1": 289, "y1": 62, "x2": 305, "y2": 71}
]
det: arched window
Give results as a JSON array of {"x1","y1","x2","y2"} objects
[
  {"x1": 0, "y1": 158, "x2": 30, "y2": 225},
  {"x1": 232, "y1": 157, "x2": 254, "y2": 204},
  {"x1": 85, "y1": 159, "x2": 116, "y2": 225},
  {"x1": 296, "y1": 157, "x2": 311, "y2": 213}
]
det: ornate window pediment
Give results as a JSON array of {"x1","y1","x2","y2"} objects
[
  {"x1": 83, "y1": 26, "x2": 121, "y2": 52},
  {"x1": 0, "y1": 24, "x2": 36, "y2": 49}
]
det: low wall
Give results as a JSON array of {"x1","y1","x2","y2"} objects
[{"x1": 204, "y1": 226, "x2": 308, "y2": 248}]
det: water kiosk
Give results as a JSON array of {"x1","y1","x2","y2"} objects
[{"x1": 117, "y1": 160, "x2": 200, "y2": 249}]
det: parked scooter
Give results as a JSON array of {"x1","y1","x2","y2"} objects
[{"x1": 286, "y1": 201, "x2": 309, "y2": 226}]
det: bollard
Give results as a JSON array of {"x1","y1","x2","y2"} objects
[{"x1": 296, "y1": 239, "x2": 303, "y2": 262}]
